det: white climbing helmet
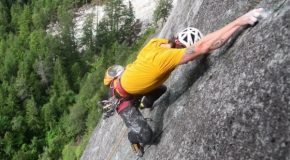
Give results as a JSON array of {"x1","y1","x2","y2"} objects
[{"x1": 177, "y1": 27, "x2": 203, "y2": 48}]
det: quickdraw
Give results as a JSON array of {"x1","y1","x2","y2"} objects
[{"x1": 99, "y1": 96, "x2": 121, "y2": 119}]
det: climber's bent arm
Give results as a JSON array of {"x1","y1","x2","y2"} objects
[{"x1": 179, "y1": 8, "x2": 264, "y2": 65}]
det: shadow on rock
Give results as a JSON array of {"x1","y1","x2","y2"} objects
[
  {"x1": 168, "y1": 55, "x2": 210, "y2": 104},
  {"x1": 147, "y1": 55, "x2": 211, "y2": 145}
]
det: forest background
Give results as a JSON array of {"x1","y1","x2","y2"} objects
[{"x1": 0, "y1": 0, "x2": 172, "y2": 159}]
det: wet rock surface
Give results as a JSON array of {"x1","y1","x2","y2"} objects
[{"x1": 81, "y1": 0, "x2": 290, "y2": 160}]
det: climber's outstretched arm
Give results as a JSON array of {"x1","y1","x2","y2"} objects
[{"x1": 179, "y1": 8, "x2": 264, "y2": 65}]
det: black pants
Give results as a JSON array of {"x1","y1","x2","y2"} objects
[{"x1": 118, "y1": 85, "x2": 167, "y2": 144}]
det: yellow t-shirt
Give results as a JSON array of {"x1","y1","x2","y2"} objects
[{"x1": 121, "y1": 38, "x2": 186, "y2": 95}]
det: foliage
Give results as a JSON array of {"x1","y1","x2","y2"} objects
[
  {"x1": 0, "y1": 0, "x2": 156, "y2": 159},
  {"x1": 0, "y1": 1, "x2": 9, "y2": 37},
  {"x1": 153, "y1": 0, "x2": 173, "y2": 26}
]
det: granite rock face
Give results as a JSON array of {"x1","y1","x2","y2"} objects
[{"x1": 81, "y1": 0, "x2": 290, "y2": 160}]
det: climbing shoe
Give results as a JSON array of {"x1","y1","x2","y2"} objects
[
  {"x1": 131, "y1": 143, "x2": 144, "y2": 157},
  {"x1": 139, "y1": 101, "x2": 145, "y2": 109},
  {"x1": 138, "y1": 96, "x2": 146, "y2": 110},
  {"x1": 139, "y1": 96, "x2": 153, "y2": 110}
]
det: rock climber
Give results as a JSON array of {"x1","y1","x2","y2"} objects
[{"x1": 102, "y1": 8, "x2": 264, "y2": 156}]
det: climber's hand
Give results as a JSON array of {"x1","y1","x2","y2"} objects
[{"x1": 237, "y1": 8, "x2": 264, "y2": 26}]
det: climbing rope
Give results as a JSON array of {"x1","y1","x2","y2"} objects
[{"x1": 105, "y1": 124, "x2": 128, "y2": 160}]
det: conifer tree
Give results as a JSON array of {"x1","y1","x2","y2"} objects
[
  {"x1": 10, "y1": 3, "x2": 22, "y2": 33},
  {"x1": 25, "y1": 97, "x2": 40, "y2": 131},
  {"x1": 0, "y1": 1, "x2": 9, "y2": 37},
  {"x1": 19, "y1": 5, "x2": 32, "y2": 47},
  {"x1": 153, "y1": 0, "x2": 173, "y2": 26}
]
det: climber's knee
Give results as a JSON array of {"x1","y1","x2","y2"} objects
[
  {"x1": 127, "y1": 125, "x2": 153, "y2": 145},
  {"x1": 140, "y1": 127, "x2": 153, "y2": 144}
]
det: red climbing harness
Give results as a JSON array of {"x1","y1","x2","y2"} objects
[{"x1": 110, "y1": 77, "x2": 133, "y2": 113}]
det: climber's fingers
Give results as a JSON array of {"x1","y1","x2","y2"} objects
[{"x1": 238, "y1": 8, "x2": 265, "y2": 26}]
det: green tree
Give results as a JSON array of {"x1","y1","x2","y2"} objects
[
  {"x1": 0, "y1": 116, "x2": 10, "y2": 135},
  {"x1": 42, "y1": 129, "x2": 66, "y2": 159},
  {"x1": 42, "y1": 58, "x2": 73, "y2": 130},
  {"x1": 65, "y1": 103, "x2": 88, "y2": 138},
  {"x1": 0, "y1": 39, "x2": 6, "y2": 64},
  {"x1": 62, "y1": 143, "x2": 77, "y2": 160},
  {"x1": 0, "y1": 81, "x2": 17, "y2": 117},
  {"x1": 12, "y1": 143, "x2": 37, "y2": 160},
  {"x1": 0, "y1": 1, "x2": 9, "y2": 37},
  {"x1": 153, "y1": 0, "x2": 173, "y2": 26},
  {"x1": 30, "y1": 30, "x2": 52, "y2": 87},
  {"x1": 104, "y1": 0, "x2": 123, "y2": 32},
  {"x1": 10, "y1": 3, "x2": 22, "y2": 33},
  {"x1": 42, "y1": 100, "x2": 57, "y2": 130},
  {"x1": 57, "y1": 6, "x2": 80, "y2": 90},
  {"x1": 14, "y1": 69, "x2": 29, "y2": 101},
  {"x1": 51, "y1": 58, "x2": 70, "y2": 96},
  {"x1": 81, "y1": 14, "x2": 95, "y2": 55},
  {"x1": 33, "y1": 42, "x2": 60, "y2": 99},
  {"x1": 119, "y1": 0, "x2": 136, "y2": 44},
  {"x1": 2, "y1": 132, "x2": 15, "y2": 158},
  {"x1": 101, "y1": 0, "x2": 134, "y2": 42},
  {"x1": 32, "y1": 8, "x2": 46, "y2": 29},
  {"x1": 19, "y1": 5, "x2": 32, "y2": 47},
  {"x1": 3, "y1": 49, "x2": 18, "y2": 80},
  {"x1": 11, "y1": 115, "x2": 26, "y2": 133},
  {"x1": 25, "y1": 97, "x2": 41, "y2": 131}
]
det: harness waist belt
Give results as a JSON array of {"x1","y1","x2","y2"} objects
[
  {"x1": 115, "y1": 77, "x2": 131, "y2": 98},
  {"x1": 114, "y1": 77, "x2": 133, "y2": 113},
  {"x1": 116, "y1": 101, "x2": 131, "y2": 113}
]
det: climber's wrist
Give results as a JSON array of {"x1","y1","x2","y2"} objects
[{"x1": 234, "y1": 17, "x2": 247, "y2": 27}]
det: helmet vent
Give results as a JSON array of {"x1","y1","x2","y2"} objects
[
  {"x1": 177, "y1": 27, "x2": 203, "y2": 47},
  {"x1": 198, "y1": 32, "x2": 201, "y2": 37},
  {"x1": 190, "y1": 34, "x2": 195, "y2": 44}
]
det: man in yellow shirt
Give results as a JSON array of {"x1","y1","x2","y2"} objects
[{"x1": 103, "y1": 8, "x2": 264, "y2": 156}]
